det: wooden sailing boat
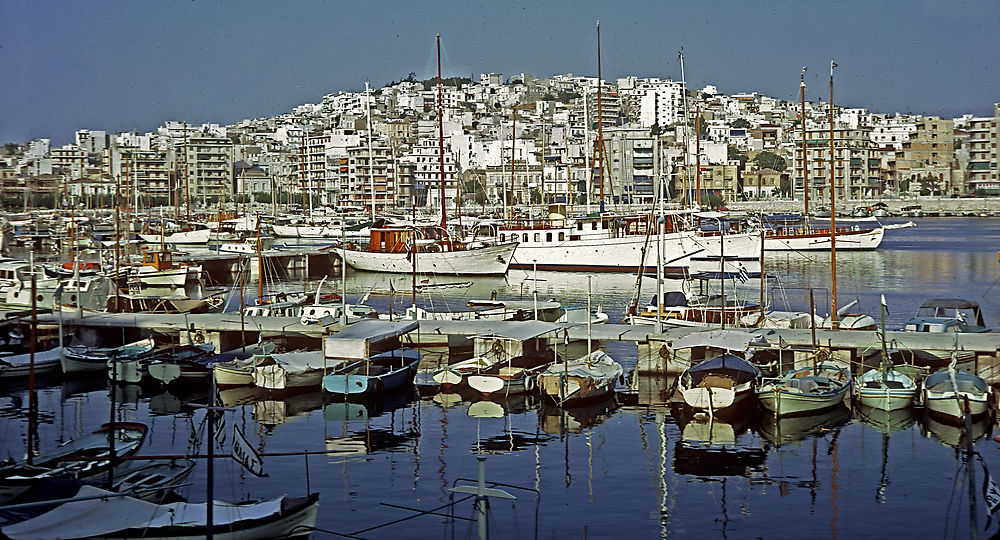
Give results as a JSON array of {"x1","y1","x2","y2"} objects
[{"x1": 339, "y1": 35, "x2": 517, "y2": 276}]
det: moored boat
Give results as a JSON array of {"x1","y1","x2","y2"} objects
[
  {"x1": 322, "y1": 320, "x2": 421, "y2": 398},
  {"x1": 855, "y1": 367, "x2": 917, "y2": 411},
  {"x1": 678, "y1": 353, "x2": 761, "y2": 415},
  {"x1": 537, "y1": 349, "x2": 622, "y2": 406},
  {"x1": 341, "y1": 226, "x2": 517, "y2": 275},
  {"x1": 921, "y1": 367, "x2": 989, "y2": 423},
  {"x1": 757, "y1": 362, "x2": 851, "y2": 416},
  {"x1": 0, "y1": 485, "x2": 319, "y2": 540}
]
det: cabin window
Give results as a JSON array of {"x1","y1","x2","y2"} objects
[
  {"x1": 546, "y1": 233, "x2": 552, "y2": 242},
  {"x1": 523, "y1": 233, "x2": 529, "y2": 243},
  {"x1": 577, "y1": 223, "x2": 583, "y2": 231},
  {"x1": 558, "y1": 232, "x2": 565, "y2": 241},
  {"x1": 500, "y1": 233, "x2": 505, "y2": 242},
  {"x1": 591, "y1": 222, "x2": 597, "y2": 230},
  {"x1": 534, "y1": 233, "x2": 540, "y2": 242}
]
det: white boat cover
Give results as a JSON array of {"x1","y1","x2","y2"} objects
[
  {"x1": 324, "y1": 320, "x2": 418, "y2": 361},
  {"x1": 669, "y1": 329, "x2": 769, "y2": 352},
  {"x1": 271, "y1": 350, "x2": 325, "y2": 374},
  {"x1": 1, "y1": 485, "x2": 284, "y2": 540},
  {"x1": 0, "y1": 346, "x2": 65, "y2": 367},
  {"x1": 471, "y1": 320, "x2": 561, "y2": 342}
]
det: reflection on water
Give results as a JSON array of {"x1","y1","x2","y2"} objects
[
  {"x1": 757, "y1": 405, "x2": 852, "y2": 448},
  {"x1": 2, "y1": 219, "x2": 1000, "y2": 537}
]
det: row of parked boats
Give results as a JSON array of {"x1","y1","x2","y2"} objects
[{"x1": 672, "y1": 328, "x2": 991, "y2": 427}]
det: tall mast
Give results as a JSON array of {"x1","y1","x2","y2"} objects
[
  {"x1": 183, "y1": 123, "x2": 191, "y2": 224},
  {"x1": 510, "y1": 107, "x2": 516, "y2": 220},
  {"x1": 679, "y1": 51, "x2": 691, "y2": 207},
  {"x1": 596, "y1": 21, "x2": 604, "y2": 212},
  {"x1": 437, "y1": 34, "x2": 447, "y2": 229},
  {"x1": 583, "y1": 87, "x2": 591, "y2": 213},
  {"x1": 695, "y1": 105, "x2": 701, "y2": 207},
  {"x1": 365, "y1": 81, "x2": 376, "y2": 220},
  {"x1": 299, "y1": 142, "x2": 307, "y2": 219},
  {"x1": 829, "y1": 59, "x2": 838, "y2": 328},
  {"x1": 801, "y1": 67, "x2": 809, "y2": 215}
]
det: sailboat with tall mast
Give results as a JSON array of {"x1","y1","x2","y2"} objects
[
  {"x1": 486, "y1": 27, "x2": 761, "y2": 274},
  {"x1": 340, "y1": 35, "x2": 518, "y2": 276}
]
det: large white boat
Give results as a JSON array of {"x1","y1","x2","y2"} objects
[
  {"x1": 761, "y1": 215, "x2": 884, "y2": 251},
  {"x1": 137, "y1": 228, "x2": 211, "y2": 245},
  {"x1": 341, "y1": 226, "x2": 517, "y2": 275},
  {"x1": 481, "y1": 211, "x2": 760, "y2": 275}
]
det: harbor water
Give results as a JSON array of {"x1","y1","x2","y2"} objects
[{"x1": 2, "y1": 217, "x2": 999, "y2": 538}]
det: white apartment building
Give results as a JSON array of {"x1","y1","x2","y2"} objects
[
  {"x1": 637, "y1": 78, "x2": 685, "y2": 128},
  {"x1": 401, "y1": 138, "x2": 458, "y2": 209}
]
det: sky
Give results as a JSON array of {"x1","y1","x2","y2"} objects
[{"x1": 2, "y1": 0, "x2": 998, "y2": 145}]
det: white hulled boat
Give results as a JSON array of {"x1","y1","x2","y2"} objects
[{"x1": 341, "y1": 225, "x2": 517, "y2": 275}]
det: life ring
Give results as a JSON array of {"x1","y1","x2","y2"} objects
[
  {"x1": 491, "y1": 340, "x2": 504, "y2": 357},
  {"x1": 525, "y1": 375, "x2": 536, "y2": 392},
  {"x1": 193, "y1": 330, "x2": 205, "y2": 344}
]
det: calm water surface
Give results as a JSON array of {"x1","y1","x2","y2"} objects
[{"x1": 2, "y1": 217, "x2": 999, "y2": 539}]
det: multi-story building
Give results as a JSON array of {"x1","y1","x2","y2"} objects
[
  {"x1": 484, "y1": 160, "x2": 543, "y2": 208},
  {"x1": 103, "y1": 145, "x2": 173, "y2": 204},
  {"x1": 792, "y1": 126, "x2": 881, "y2": 202},
  {"x1": 343, "y1": 145, "x2": 396, "y2": 212},
  {"x1": 895, "y1": 116, "x2": 956, "y2": 195},
  {"x1": 603, "y1": 128, "x2": 655, "y2": 205},
  {"x1": 401, "y1": 139, "x2": 458, "y2": 210},
  {"x1": 181, "y1": 136, "x2": 233, "y2": 207},
  {"x1": 964, "y1": 104, "x2": 999, "y2": 194},
  {"x1": 636, "y1": 79, "x2": 685, "y2": 129}
]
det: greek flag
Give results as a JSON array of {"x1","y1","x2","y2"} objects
[{"x1": 736, "y1": 263, "x2": 750, "y2": 284}]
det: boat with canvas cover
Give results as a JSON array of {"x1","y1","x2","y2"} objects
[
  {"x1": 61, "y1": 337, "x2": 156, "y2": 374},
  {"x1": 0, "y1": 347, "x2": 64, "y2": 379},
  {"x1": 902, "y1": 298, "x2": 991, "y2": 333},
  {"x1": 322, "y1": 320, "x2": 421, "y2": 398},
  {"x1": 757, "y1": 362, "x2": 851, "y2": 416},
  {"x1": 678, "y1": 353, "x2": 761, "y2": 415},
  {"x1": 0, "y1": 485, "x2": 319, "y2": 540},
  {"x1": 0, "y1": 423, "x2": 147, "y2": 504},
  {"x1": 252, "y1": 350, "x2": 326, "y2": 390},
  {"x1": 432, "y1": 321, "x2": 559, "y2": 394},
  {"x1": 538, "y1": 349, "x2": 622, "y2": 406}
]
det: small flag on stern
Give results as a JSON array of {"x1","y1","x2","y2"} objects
[
  {"x1": 737, "y1": 263, "x2": 750, "y2": 284},
  {"x1": 880, "y1": 294, "x2": 889, "y2": 315}
]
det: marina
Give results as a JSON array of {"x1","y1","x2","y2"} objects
[
  {"x1": 0, "y1": 216, "x2": 998, "y2": 538},
  {"x1": 3, "y1": 3, "x2": 999, "y2": 535}
]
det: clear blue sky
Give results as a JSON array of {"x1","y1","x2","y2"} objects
[{"x1": 2, "y1": 0, "x2": 997, "y2": 145}]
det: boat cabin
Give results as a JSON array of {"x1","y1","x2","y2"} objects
[
  {"x1": 366, "y1": 226, "x2": 449, "y2": 253},
  {"x1": 904, "y1": 298, "x2": 990, "y2": 333},
  {"x1": 142, "y1": 251, "x2": 173, "y2": 271}
]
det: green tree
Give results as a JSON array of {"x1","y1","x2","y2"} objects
[
  {"x1": 730, "y1": 118, "x2": 750, "y2": 129},
  {"x1": 650, "y1": 123, "x2": 662, "y2": 137},
  {"x1": 727, "y1": 146, "x2": 749, "y2": 167},
  {"x1": 753, "y1": 151, "x2": 786, "y2": 172}
]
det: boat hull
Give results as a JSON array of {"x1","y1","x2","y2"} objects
[
  {"x1": 506, "y1": 230, "x2": 761, "y2": 274},
  {"x1": 856, "y1": 369, "x2": 917, "y2": 411},
  {"x1": 764, "y1": 226, "x2": 884, "y2": 251},
  {"x1": 138, "y1": 229, "x2": 211, "y2": 245},
  {"x1": 342, "y1": 242, "x2": 517, "y2": 275},
  {"x1": 323, "y1": 358, "x2": 419, "y2": 398},
  {"x1": 758, "y1": 386, "x2": 850, "y2": 416}
]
